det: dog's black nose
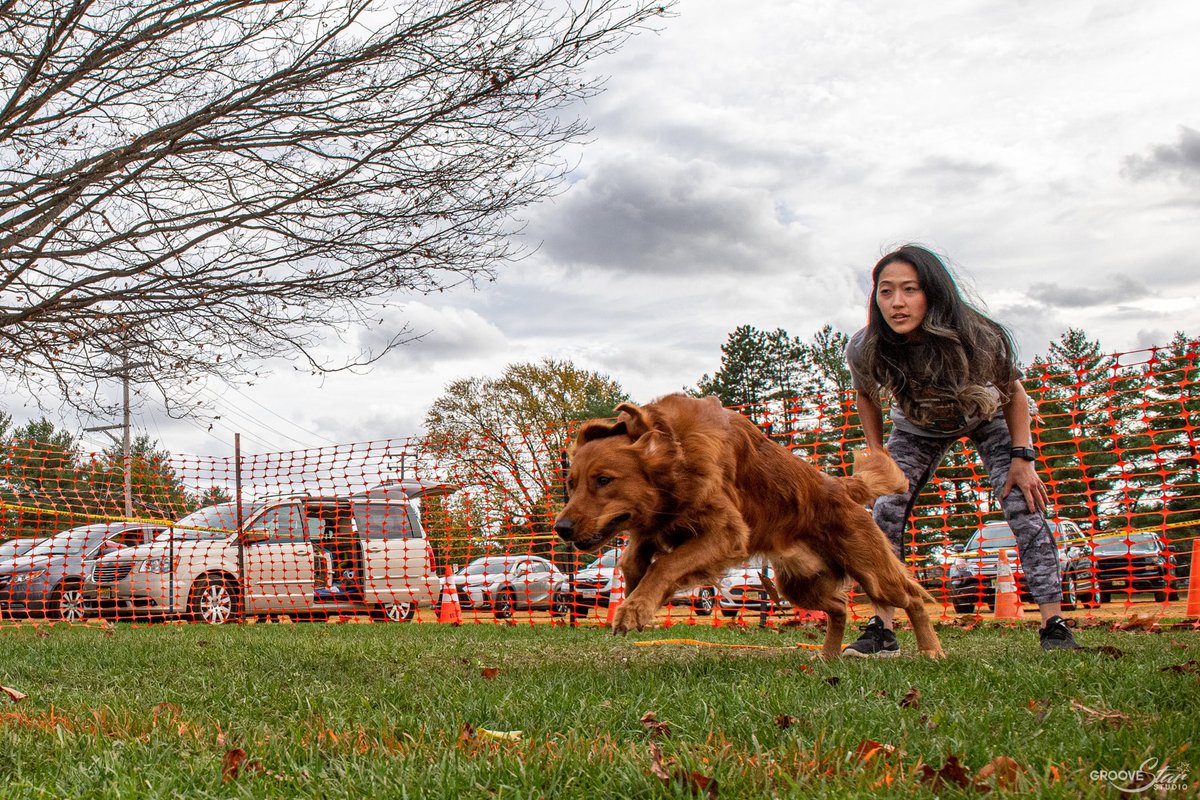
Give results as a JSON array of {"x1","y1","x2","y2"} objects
[{"x1": 554, "y1": 517, "x2": 575, "y2": 541}]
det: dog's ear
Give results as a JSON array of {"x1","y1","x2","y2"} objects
[
  {"x1": 576, "y1": 418, "x2": 629, "y2": 445},
  {"x1": 615, "y1": 402, "x2": 654, "y2": 438}
]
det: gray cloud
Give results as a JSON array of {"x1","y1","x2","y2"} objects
[
  {"x1": 536, "y1": 154, "x2": 810, "y2": 276},
  {"x1": 358, "y1": 303, "x2": 507, "y2": 368},
  {"x1": 1027, "y1": 275, "x2": 1154, "y2": 308},
  {"x1": 1123, "y1": 126, "x2": 1200, "y2": 183}
]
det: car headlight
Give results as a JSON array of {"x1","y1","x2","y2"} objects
[
  {"x1": 1066, "y1": 546, "x2": 1087, "y2": 560},
  {"x1": 11, "y1": 569, "x2": 47, "y2": 584},
  {"x1": 138, "y1": 555, "x2": 177, "y2": 574}
]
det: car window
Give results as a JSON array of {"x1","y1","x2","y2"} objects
[
  {"x1": 163, "y1": 503, "x2": 266, "y2": 541},
  {"x1": 465, "y1": 557, "x2": 510, "y2": 575},
  {"x1": 248, "y1": 504, "x2": 307, "y2": 542},
  {"x1": 28, "y1": 526, "x2": 107, "y2": 557},
  {"x1": 353, "y1": 502, "x2": 414, "y2": 540},
  {"x1": 966, "y1": 525, "x2": 1017, "y2": 551}
]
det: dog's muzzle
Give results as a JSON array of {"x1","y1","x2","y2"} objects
[{"x1": 553, "y1": 517, "x2": 576, "y2": 542}]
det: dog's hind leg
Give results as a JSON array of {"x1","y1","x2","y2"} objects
[{"x1": 774, "y1": 562, "x2": 849, "y2": 660}]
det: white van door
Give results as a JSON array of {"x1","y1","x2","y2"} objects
[
  {"x1": 241, "y1": 503, "x2": 315, "y2": 614},
  {"x1": 357, "y1": 501, "x2": 439, "y2": 611}
]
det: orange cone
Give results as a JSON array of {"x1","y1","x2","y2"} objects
[
  {"x1": 1185, "y1": 539, "x2": 1200, "y2": 619},
  {"x1": 437, "y1": 567, "x2": 462, "y2": 625},
  {"x1": 993, "y1": 549, "x2": 1025, "y2": 620},
  {"x1": 605, "y1": 578, "x2": 625, "y2": 626}
]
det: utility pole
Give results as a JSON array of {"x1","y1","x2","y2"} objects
[{"x1": 84, "y1": 350, "x2": 133, "y2": 518}]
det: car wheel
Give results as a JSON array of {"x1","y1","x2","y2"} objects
[
  {"x1": 377, "y1": 601, "x2": 415, "y2": 622},
  {"x1": 721, "y1": 608, "x2": 739, "y2": 618},
  {"x1": 188, "y1": 576, "x2": 239, "y2": 625},
  {"x1": 571, "y1": 603, "x2": 591, "y2": 618},
  {"x1": 951, "y1": 597, "x2": 975, "y2": 614},
  {"x1": 56, "y1": 582, "x2": 89, "y2": 622},
  {"x1": 550, "y1": 592, "x2": 571, "y2": 618},
  {"x1": 693, "y1": 587, "x2": 715, "y2": 616},
  {"x1": 493, "y1": 588, "x2": 516, "y2": 620}
]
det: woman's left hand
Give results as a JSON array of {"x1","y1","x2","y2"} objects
[{"x1": 1003, "y1": 458, "x2": 1048, "y2": 514}]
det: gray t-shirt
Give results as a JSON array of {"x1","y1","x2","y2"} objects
[{"x1": 845, "y1": 327, "x2": 1012, "y2": 438}]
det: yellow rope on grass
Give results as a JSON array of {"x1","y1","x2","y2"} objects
[{"x1": 635, "y1": 638, "x2": 822, "y2": 651}]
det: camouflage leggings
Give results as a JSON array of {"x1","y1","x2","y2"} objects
[{"x1": 873, "y1": 416, "x2": 1064, "y2": 604}]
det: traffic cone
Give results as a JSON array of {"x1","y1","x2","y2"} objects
[
  {"x1": 993, "y1": 549, "x2": 1025, "y2": 620},
  {"x1": 1185, "y1": 539, "x2": 1200, "y2": 619},
  {"x1": 437, "y1": 567, "x2": 462, "y2": 625},
  {"x1": 605, "y1": 578, "x2": 625, "y2": 626}
]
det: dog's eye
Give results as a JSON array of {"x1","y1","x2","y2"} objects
[{"x1": 595, "y1": 475, "x2": 613, "y2": 487}]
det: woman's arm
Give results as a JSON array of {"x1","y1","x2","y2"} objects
[
  {"x1": 1001, "y1": 379, "x2": 1049, "y2": 514},
  {"x1": 856, "y1": 390, "x2": 887, "y2": 453}
]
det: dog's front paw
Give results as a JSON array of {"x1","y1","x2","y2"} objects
[{"x1": 611, "y1": 599, "x2": 657, "y2": 634}]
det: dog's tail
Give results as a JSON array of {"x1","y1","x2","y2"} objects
[{"x1": 841, "y1": 449, "x2": 907, "y2": 506}]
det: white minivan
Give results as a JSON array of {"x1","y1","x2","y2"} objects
[{"x1": 84, "y1": 480, "x2": 453, "y2": 624}]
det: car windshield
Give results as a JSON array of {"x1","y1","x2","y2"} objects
[
  {"x1": 27, "y1": 526, "x2": 106, "y2": 557},
  {"x1": 965, "y1": 525, "x2": 1018, "y2": 552},
  {"x1": 0, "y1": 539, "x2": 38, "y2": 559},
  {"x1": 1093, "y1": 533, "x2": 1160, "y2": 555},
  {"x1": 156, "y1": 503, "x2": 265, "y2": 542},
  {"x1": 464, "y1": 557, "x2": 512, "y2": 575}
]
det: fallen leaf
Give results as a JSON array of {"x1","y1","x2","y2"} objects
[
  {"x1": 774, "y1": 714, "x2": 802, "y2": 730},
  {"x1": 851, "y1": 739, "x2": 897, "y2": 763},
  {"x1": 1026, "y1": 697, "x2": 1052, "y2": 723},
  {"x1": 1161, "y1": 659, "x2": 1200, "y2": 674},
  {"x1": 1082, "y1": 645, "x2": 1124, "y2": 659},
  {"x1": 649, "y1": 741, "x2": 671, "y2": 781},
  {"x1": 1112, "y1": 614, "x2": 1158, "y2": 632},
  {"x1": 975, "y1": 755, "x2": 1023, "y2": 790},
  {"x1": 477, "y1": 728, "x2": 522, "y2": 743},
  {"x1": 221, "y1": 748, "x2": 261, "y2": 783},
  {"x1": 675, "y1": 769, "x2": 719, "y2": 799},
  {"x1": 919, "y1": 753, "x2": 972, "y2": 790},
  {"x1": 640, "y1": 711, "x2": 672, "y2": 739},
  {"x1": 1, "y1": 686, "x2": 27, "y2": 702},
  {"x1": 480, "y1": 667, "x2": 500, "y2": 679},
  {"x1": 824, "y1": 676, "x2": 840, "y2": 687},
  {"x1": 900, "y1": 688, "x2": 921, "y2": 709}
]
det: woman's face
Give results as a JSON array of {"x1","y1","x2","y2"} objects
[{"x1": 875, "y1": 260, "x2": 927, "y2": 337}]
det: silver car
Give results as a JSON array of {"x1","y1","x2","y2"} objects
[
  {"x1": 552, "y1": 545, "x2": 717, "y2": 618},
  {"x1": 448, "y1": 555, "x2": 569, "y2": 618}
]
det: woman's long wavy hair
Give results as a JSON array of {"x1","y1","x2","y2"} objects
[{"x1": 859, "y1": 244, "x2": 1018, "y2": 425}]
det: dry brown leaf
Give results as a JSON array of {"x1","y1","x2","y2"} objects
[
  {"x1": 675, "y1": 770, "x2": 719, "y2": 799},
  {"x1": 774, "y1": 714, "x2": 802, "y2": 730},
  {"x1": 975, "y1": 755, "x2": 1023, "y2": 790},
  {"x1": 221, "y1": 748, "x2": 246, "y2": 783},
  {"x1": 919, "y1": 753, "x2": 972, "y2": 790},
  {"x1": 1160, "y1": 659, "x2": 1200, "y2": 674},
  {"x1": 648, "y1": 741, "x2": 670, "y2": 781},
  {"x1": 640, "y1": 711, "x2": 672, "y2": 739},
  {"x1": 900, "y1": 687, "x2": 921, "y2": 709},
  {"x1": 1112, "y1": 613, "x2": 1158, "y2": 631},
  {"x1": 1083, "y1": 645, "x2": 1124, "y2": 659},
  {"x1": 480, "y1": 667, "x2": 500, "y2": 679},
  {"x1": 1, "y1": 686, "x2": 27, "y2": 703}
]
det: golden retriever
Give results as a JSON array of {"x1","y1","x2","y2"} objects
[{"x1": 553, "y1": 394, "x2": 943, "y2": 659}]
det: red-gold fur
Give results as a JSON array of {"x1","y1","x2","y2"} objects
[{"x1": 554, "y1": 394, "x2": 944, "y2": 659}]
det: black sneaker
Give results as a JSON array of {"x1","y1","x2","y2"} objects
[
  {"x1": 843, "y1": 616, "x2": 900, "y2": 658},
  {"x1": 1040, "y1": 615, "x2": 1080, "y2": 651}
]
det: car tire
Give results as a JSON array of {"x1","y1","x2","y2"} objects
[
  {"x1": 188, "y1": 576, "x2": 239, "y2": 625},
  {"x1": 56, "y1": 581, "x2": 89, "y2": 622},
  {"x1": 721, "y1": 608, "x2": 739, "y2": 618},
  {"x1": 549, "y1": 592, "x2": 571, "y2": 618},
  {"x1": 693, "y1": 587, "x2": 715, "y2": 616},
  {"x1": 571, "y1": 603, "x2": 590, "y2": 618},
  {"x1": 375, "y1": 601, "x2": 415, "y2": 622},
  {"x1": 493, "y1": 588, "x2": 516, "y2": 620}
]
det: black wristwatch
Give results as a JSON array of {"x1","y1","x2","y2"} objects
[{"x1": 1009, "y1": 446, "x2": 1037, "y2": 462}]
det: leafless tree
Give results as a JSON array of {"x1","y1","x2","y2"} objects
[{"x1": 0, "y1": 0, "x2": 669, "y2": 416}]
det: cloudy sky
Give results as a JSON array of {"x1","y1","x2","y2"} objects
[{"x1": 33, "y1": 1, "x2": 1200, "y2": 457}]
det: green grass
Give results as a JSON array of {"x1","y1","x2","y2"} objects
[{"x1": 1, "y1": 618, "x2": 1197, "y2": 798}]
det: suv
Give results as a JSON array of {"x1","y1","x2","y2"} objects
[
  {"x1": 1064, "y1": 530, "x2": 1182, "y2": 604},
  {"x1": 83, "y1": 480, "x2": 452, "y2": 624},
  {"x1": 0, "y1": 524, "x2": 162, "y2": 621},
  {"x1": 946, "y1": 518, "x2": 1091, "y2": 614},
  {"x1": 552, "y1": 545, "x2": 717, "y2": 618}
]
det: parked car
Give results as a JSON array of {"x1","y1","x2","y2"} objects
[
  {"x1": 0, "y1": 536, "x2": 48, "y2": 564},
  {"x1": 1064, "y1": 530, "x2": 1183, "y2": 604},
  {"x1": 83, "y1": 480, "x2": 451, "y2": 624},
  {"x1": 551, "y1": 545, "x2": 717, "y2": 618},
  {"x1": 447, "y1": 555, "x2": 569, "y2": 618},
  {"x1": 0, "y1": 524, "x2": 162, "y2": 621},
  {"x1": 717, "y1": 556, "x2": 790, "y2": 617},
  {"x1": 946, "y1": 518, "x2": 1092, "y2": 614}
]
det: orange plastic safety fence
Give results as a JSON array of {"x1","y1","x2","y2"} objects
[{"x1": 1, "y1": 342, "x2": 1196, "y2": 628}]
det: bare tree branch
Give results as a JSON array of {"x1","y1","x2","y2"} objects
[{"x1": 0, "y1": 0, "x2": 670, "y2": 415}]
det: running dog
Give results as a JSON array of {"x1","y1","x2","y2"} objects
[{"x1": 553, "y1": 394, "x2": 943, "y2": 658}]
